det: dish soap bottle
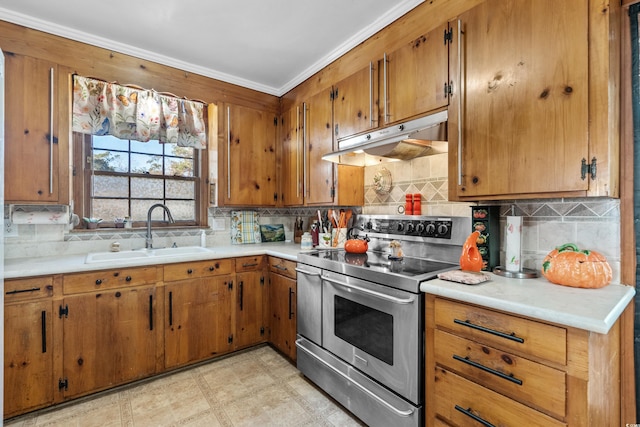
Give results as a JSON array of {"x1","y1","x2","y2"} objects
[{"x1": 200, "y1": 230, "x2": 206, "y2": 247}]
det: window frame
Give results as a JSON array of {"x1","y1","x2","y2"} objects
[{"x1": 72, "y1": 132, "x2": 209, "y2": 230}]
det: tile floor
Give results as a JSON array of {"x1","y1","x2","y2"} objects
[{"x1": 5, "y1": 345, "x2": 365, "y2": 427}]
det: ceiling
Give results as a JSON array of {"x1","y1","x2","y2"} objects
[{"x1": 0, "y1": 0, "x2": 424, "y2": 96}]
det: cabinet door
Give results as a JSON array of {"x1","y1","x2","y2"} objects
[
  {"x1": 235, "y1": 270, "x2": 266, "y2": 348},
  {"x1": 4, "y1": 53, "x2": 60, "y2": 203},
  {"x1": 449, "y1": 0, "x2": 589, "y2": 199},
  {"x1": 222, "y1": 104, "x2": 277, "y2": 206},
  {"x1": 384, "y1": 23, "x2": 449, "y2": 124},
  {"x1": 4, "y1": 301, "x2": 54, "y2": 418},
  {"x1": 333, "y1": 63, "x2": 378, "y2": 141},
  {"x1": 62, "y1": 286, "x2": 158, "y2": 398},
  {"x1": 280, "y1": 105, "x2": 304, "y2": 206},
  {"x1": 304, "y1": 90, "x2": 335, "y2": 205},
  {"x1": 165, "y1": 276, "x2": 233, "y2": 368},
  {"x1": 269, "y1": 272, "x2": 296, "y2": 360}
]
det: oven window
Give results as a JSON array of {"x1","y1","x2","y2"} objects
[{"x1": 334, "y1": 296, "x2": 393, "y2": 365}]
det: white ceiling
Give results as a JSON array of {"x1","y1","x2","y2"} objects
[{"x1": 0, "y1": 0, "x2": 423, "y2": 96}]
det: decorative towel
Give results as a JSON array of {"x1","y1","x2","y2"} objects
[{"x1": 230, "y1": 211, "x2": 261, "y2": 244}]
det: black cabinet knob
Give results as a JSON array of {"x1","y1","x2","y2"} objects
[
  {"x1": 95, "y1": 279, "x2": 102, "y2": 285},
  {"x1": 125, "y1": 276, "x2": 132, "y2": 282},
  {"x1": 187, "y1": 269, "x2": 193, "y2": 274}
]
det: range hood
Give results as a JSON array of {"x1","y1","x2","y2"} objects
[{"x1": 322, "y1": 110, "x2": 448, "y2": 166}]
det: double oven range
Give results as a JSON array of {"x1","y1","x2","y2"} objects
[{"x1": 296, "y1": 214, "x2": 469, "y2": 427}]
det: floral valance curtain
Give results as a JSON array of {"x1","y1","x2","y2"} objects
[{"x1": 72, "y1": 75, "x2": 207, "y2": 149}]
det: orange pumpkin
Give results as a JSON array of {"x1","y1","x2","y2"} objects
[
  {"x1": 541, "y1": 243, "x2": 612, "y2": 289},
  {"x1": 459, "y1": 231, "x2": 484, "y2": 272}
]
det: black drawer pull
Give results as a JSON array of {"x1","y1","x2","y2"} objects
[
  {"x1": 41, "y1": 310, "x2": 47, "y2": 354},
  {"x1": 149, "y1": 294, "x2": 153, "y2": 331},
  {"x1": 452, "y1": 354, "x2": 523, "y2": 385},
  {"x1": 275, "y1": 264, "x2": 288, "y2": 271},
  {"x1": 187, "y1": 269, "x2": 193, "y2": 274},
  {"x1": 454, "y1": 405, "x2": 495, "y2": 427},
  {"x1": 453, "y1": 318, "x2": 525, "y2": 343},
  {"x1": 6, "y1": 287, "x2": 40, "y2": 295},
  {"x1": 242, "y1": 262, "x2": 259, "y2": 267},
  {"x1": 209, "y1": 266, "x2": 215, "y2": 271},
  {"x1": 95, "y1": 279, "x2": 103, "y2": 285},
  {"x1": 168, "y1": 291, "x2": 173, "y2": 326},
  {"x1": 125, "y1": 276, "x2": 132, "y2": 282}
]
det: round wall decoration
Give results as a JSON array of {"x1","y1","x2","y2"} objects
[{"x1": 373, "y1": 167, "x2": 392, "y2": 195}]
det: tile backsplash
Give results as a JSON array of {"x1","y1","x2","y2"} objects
[{"x1": 4, "y1": 151, "x2": 622, "y2": 284}]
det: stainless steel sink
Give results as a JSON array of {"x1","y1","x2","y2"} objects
[{"x1": 85, "y1": 246, "x2": 213, "y2": 264}]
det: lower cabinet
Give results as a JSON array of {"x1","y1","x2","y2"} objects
[
  {"x1": 235, "y1": 256, "x2": 268, "y2": 349},
  {"x1": 268, "y1": 257, "x2": 297, "y2": 361},
  {"x1": 426, "y1": 295, "x2": 622, "y2": 426},
  {"x1": 60, "y1": 267, "x2": 162, "y2": 399},
  {"x1": 164, "y1": 259, "x2": 235, "y2": 369},
  {"x1": 4, "y1": 276, "x2": 56, "y2": 418}
]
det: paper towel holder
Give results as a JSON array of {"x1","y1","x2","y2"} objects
[{"x1": 493, "y1": 266, "x2": 538, "y2": 279}]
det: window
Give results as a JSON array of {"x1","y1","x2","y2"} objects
[{"x1": 73, "y1": 133, "x2": 208, "y2": 228}]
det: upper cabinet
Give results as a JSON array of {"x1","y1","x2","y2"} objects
[
  {"x1": 383, "y1": 23, "x2": 450, "y2": 125},
  {"x1": 4, "y1": 52, "x2": 70, "y2": 204},
  {"x1": 280, "y1": 89, "x2": 364, "y2": 207},
  {"x1": 220, "y1": 103, "x2": 278, "y2": 206},
  {"x1": 448, "y1": 0, "x2": 619, "y2": 200},
  {"x1": 332, "y1": 63, "x2": 379, "y2": 140}
]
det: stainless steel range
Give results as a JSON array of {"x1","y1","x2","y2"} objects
[{"x1": 296, "y1": 214, "x2": 470, "y2": 427}]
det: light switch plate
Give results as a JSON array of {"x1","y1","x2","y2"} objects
[{"x1": 4, "y1": 219, "x2": 18, "y2": 237}]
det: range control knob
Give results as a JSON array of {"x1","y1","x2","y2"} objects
[
  {"x1": 406, "y1": 223, "x2": 415, "y2": 233},
  {"x1": 417, "y1": 223, "x2": 426, "y2": 233},
  {"x1": 366, "y1": 221, "x2": 373, "y2": 230},
  {"x1": 396, "y1": 222, "x2": 405, "y2": 232},
  {"x1": 425, "y1": 223, "x2": 436, "y2": 235},
  {"x1": 437, "y1": 223, "x2": 449, "y2": 236}
]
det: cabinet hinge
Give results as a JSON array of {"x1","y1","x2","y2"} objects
[
  {"x1": 228, "y1": 280, "x2": 233, "y2": 290},
  {"x1": 581, "y1": 157, "x2": 597, "y2": 180},
  {"x1": 274, "y1": 117, "x2": 278, "y2": 127},
  {"x1": 260, "y1": 326, "x2": 265, "y2": 336},
  {"x1": 330, "y1": 187, "x2": 335, "y2": 198},
  {"x1": 228, "y1": 334, "x2": 233, "y2": 344},
  {"x1": 59, "y1": 304, "x2": 69, "y2": 319},
  {"x1": 274, "y1": 192, "x2": 278, "y2": 202},
  {"x1": 444, "y1": 27, "x2": 453, "y2": 44},
  {"x1": 444, "y1": 81, "x2": 454, "y2": 98},
  {"x1": 58, "y1": 378, "x2": 68, "y2": 391},
  {"x1": 260, "y1": 276, "x2": 265, "y2": 286},
  {"x1": 72, "y1": 166, "x2": 77, "y2": 177}
]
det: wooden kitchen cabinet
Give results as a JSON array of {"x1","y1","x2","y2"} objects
[
  {"x1": 220, "y1": 103, "x2": 278, "y2": 206},
  {"x1": 383, "y1": 22, "x2": 449, "y2": 125},
  {"x1": 4, "y1": 52, "x2": 70, "y2": 204},
  {"x1": 448, "y1": 0, "x2": 619, "y2": 200},
  {"x1": 268, "y1": 257, "x2": 297, "y2": 361},
  {"x1": 4, "y1": 276, "x2": 57, "y2": 418},
  {"x1": 425, "y1": 295, "x2": 622, "y2": 426},
  {"x1": 332, "y1": 63, "x2": 378, "y2": 141},
  {"x1": 60, "y1": 267, "x2": 161, "y2": 399},
  {"x1": 280, "y1": 91, "x2": 364, "y2": 207},
  {"x1": 164, "y1": 259, "x2": 234, "y2": 369},
  {"x1": 234, "y1": 255, "x2": 268, "y2": 349}
]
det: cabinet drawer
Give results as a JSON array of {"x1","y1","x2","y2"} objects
[
  {"x1": 63, "y1": 267, "x2": 159, "y2": 294},
  {"x1": 434, "y1": 298, "x2": 567, "y2": 365},
  {"x1": 164, "y1": 258, "x2": 235, "y2": 282},
  {"x1": 435, "y1": 329, "x2": 566, "y2": 419},
  {"x1": 4, "y1": 276, "x2": 54, "y2": 303},
  {"x1": 236, "y1": 255, "x2": 265, "y2": 272},
  {"x1": 434, "y1": 368, "x2": 566, "y2": 427},
  {"x1": 268, "y1": 257, "x2": 296, "y2": 279}
]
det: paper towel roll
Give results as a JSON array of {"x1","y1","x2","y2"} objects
[{"x1": 505, "y1": 216, "x2": 522, "y2": 272}]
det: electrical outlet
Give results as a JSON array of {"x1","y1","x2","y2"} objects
[{"x1": 4, "y1": 219, "x2": 18, "y2": 237}]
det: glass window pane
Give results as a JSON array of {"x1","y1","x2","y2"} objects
[
  {"x1": 93, "y1": 149, "x2": 128, "y2": 172},
  {"x1": 166, "y1": 180, "x2": 195, "y2": 199},
  {"x1": 131, "y1": 140, "x2": 163, "y2": 155},
  {"x1": 131, "y1": 153, "x2": 163, "y2": 175},
  {"x1": 131, "y1": 177, "x2": 163, "y2": 198},
  {"x1": 165, "y1": 144, "x2": 194, "y2": 158},
  {"x1": 131, "y1": 200, "x2": 164, "y2": 222},
  {"x1": 93, "y1": 135, "x2": 129, "y2": 151},
  {"x1": 166, "y1": 157, "x2": 194, "y2": 177},
  {"x1": 93, "y1": 175, "x2": 129, "y2": 198},
  {"x1": 165, "y1": 200, "x2": 195, "y2": 221},
  {"x1": 92, "y1": 199, "x2": 129, "y2": 222}
]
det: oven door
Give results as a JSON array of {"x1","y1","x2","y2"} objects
[{"x1": 321, "y1": 270, "x2": 423, "y2": 405}]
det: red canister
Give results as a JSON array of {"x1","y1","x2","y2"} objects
[
  {"x1": 413, "y1": 193, "x2": 422, "y2": 215},
  {"x1": 405, "y1": 194, "x2": 413, "y2": 215}
]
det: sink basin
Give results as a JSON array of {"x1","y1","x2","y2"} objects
[{"x1": 85, "y1": 246, "x2": 213, "y2": 264}]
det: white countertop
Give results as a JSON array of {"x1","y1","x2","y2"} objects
[
  {"x1": 420, "y1": 273, "x2": 635, "y2": 334},
  {"x1": 3, "y1": 242, "x2": 301, "y2": 279}
]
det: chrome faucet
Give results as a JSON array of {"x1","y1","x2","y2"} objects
[{"x1": 146, "y1": 204, "x2": 175, "y2": 249}]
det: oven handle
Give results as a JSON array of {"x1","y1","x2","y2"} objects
[
  {"x1": 322, "y1": 275, "x2": 416, "y2": 305},
  {"x1": 296, "y1": 339, "x2": 414, "y2": 418},
  {"x1": 295, "y1": 267, "x2": 321, "y2": 277}
]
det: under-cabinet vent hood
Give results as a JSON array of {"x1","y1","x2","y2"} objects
[{"x1": 322, "y1": 110, "x2": 448, "y2": 166}]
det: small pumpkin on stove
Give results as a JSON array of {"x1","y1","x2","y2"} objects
[
  {"x1": 541, "y1": 243, "x2": 612, "y2": 289},
  {"x1": 459, "y1": 231, "x2": 484, "y2": 272},
  {"x1": 344, "y1": 237, "x2": 369, "y2": 254}
]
